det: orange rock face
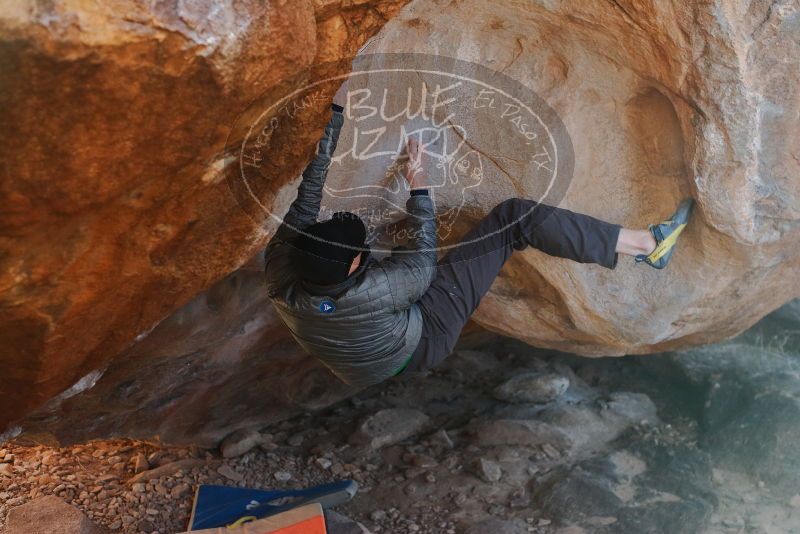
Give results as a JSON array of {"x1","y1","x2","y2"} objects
[
  {"x1": 2, "y1": 0, "x2": 799, "y2": 445},
  {"x1": 347, "y1": 0, "x2": 800, "y2": 354},
  {"x1": 0, "y1": 0, "x2": 409, "y2": 440}
]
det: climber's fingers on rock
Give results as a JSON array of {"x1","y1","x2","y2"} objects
[
  {"x1": 405, "y1": 137, "x2": 423, "y2": 180},
  {"x1": 407, "y1": 136, "x2": 418, "y2": 153},
  {"x1": 407, "y1": 137, "x2": 422, "y2": 165}
]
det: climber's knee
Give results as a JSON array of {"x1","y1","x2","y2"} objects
[{"x1": 490, "y1": 198, "x2": 537, "y2": 225}]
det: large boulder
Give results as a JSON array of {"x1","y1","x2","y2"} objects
[
  {"x1": 0, "y1": 0, "x2": 409, "y2": 441},
  {"x1": 2, "y1": 0, "x2": 799, "y2": 445},
  {"x1": 331, "y1": 0, "x2": 800, "y2": 355}
]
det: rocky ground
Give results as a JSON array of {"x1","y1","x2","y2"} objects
[{"x1": 2, "y1": 302, "x2": 800, "y2": 534}]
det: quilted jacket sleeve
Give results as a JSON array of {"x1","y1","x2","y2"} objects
[
  {"x1": 378, "y1": 194, "x2": 438, "y2": 310},
  {"x1": 264, "y1": 107, "x2": 345, "y2": 296}
]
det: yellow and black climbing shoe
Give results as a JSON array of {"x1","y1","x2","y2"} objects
[{"x1": 636, "y1": 198, "x2": 694, "y2": 269}]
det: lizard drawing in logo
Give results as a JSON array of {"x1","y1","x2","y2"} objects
[{"x1": 434, "y1": 146, "x2": 484, "y2": 241}]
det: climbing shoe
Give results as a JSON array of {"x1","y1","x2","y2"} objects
[{"x1": 635, "y1": 198, "x2": 694, "y2": 269}]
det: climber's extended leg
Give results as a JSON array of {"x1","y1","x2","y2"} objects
[
  {"x1": 403, "y1": 198, "x2": 620, "y2": 372},
  {"x1": 402, "y1": 197, "x2": 693, "y2": 373}
]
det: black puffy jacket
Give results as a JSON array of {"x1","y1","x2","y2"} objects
[{"x1": 265, "y1": 107, "x2": 437, "y2": 387}]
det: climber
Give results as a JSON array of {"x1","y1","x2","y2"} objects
[{"x1": 264, "y1": 85, "x2": 694, "y2": 388}]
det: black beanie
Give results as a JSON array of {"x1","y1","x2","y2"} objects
[{"x1": 290, "y1": 212, "x2": 367, "y2": 286}]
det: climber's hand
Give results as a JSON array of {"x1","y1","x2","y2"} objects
[{"x1": 405, "y1": 137, "x2": 427, "y2": 190}]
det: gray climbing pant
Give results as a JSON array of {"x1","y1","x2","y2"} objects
[{"x1": 403, "y1": 198, "x2": 621, "y2": 373}]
